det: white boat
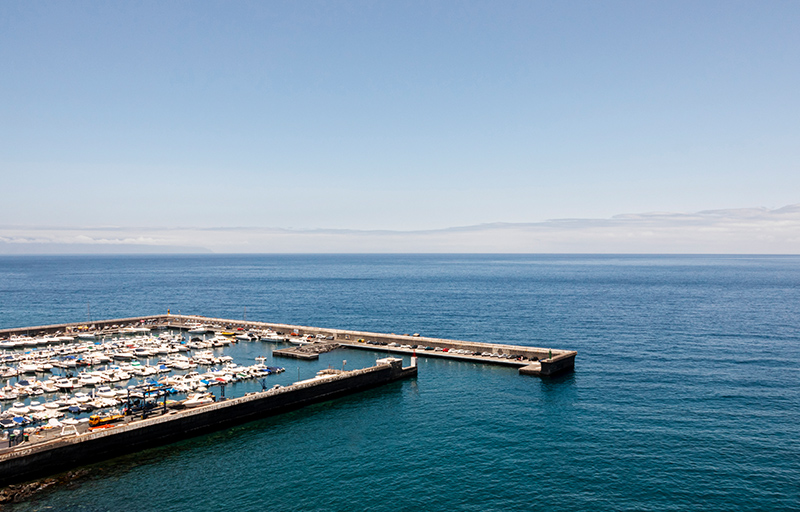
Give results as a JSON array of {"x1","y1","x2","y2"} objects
[
  {"x1": 113, "y1": 370, "x2": 131, "y2": 381},
  {"x1": 96, "y1": 386, "x2": 117, "y2": 399},
  {"x1": 90, "y1": 397, "x2": 119, "y2": 408},
  {"x1": 210, "y1": 336, "x2": 232, "y2": 347},
  {"x1": 28, "y1": 401, "x2": 46, "y2": 413},
  {"x1": 87, "y1": 352, "x2": 111, "y2": 364},
  {"x1": 183, "y1": 392, "x2": 215, "y2": 408},
  {"x1": 168, "y1": 359, "x2": 192, "y2": 371},
  {"x1": 165, "y1": 374, "x2": 186, "y2": 386},
  {"x1": 187, "y1": 324, "x2": 209, "y2": 334},
  {"x1": 8, "y1": 402, "x2": 29, "y2": 415},
  {"x1": 0, "y1": 391, "x2": 19, "y2": 401},
  {"x1": 133, "y1": 347, "x2": 156, "y2": 357},
  {"x1": 78, "y1": 373, "x2": 102, "y2": 387},
  {"x1": 39, "y1": 380, "x2": 59, "y2": 393},
  {"x1": 54, "y1": 377, "x2": 76, "y2": 390},
  {"x1": 18, "y1": 362, "x2": 39, "y2": 374}
]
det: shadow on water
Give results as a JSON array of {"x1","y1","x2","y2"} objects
[
  {"x1": 539, "y1": 369, "x2": 577, "y2": 385},
  {"x1": 5, "y1": 381, "x2": 410, "y2": 509}
]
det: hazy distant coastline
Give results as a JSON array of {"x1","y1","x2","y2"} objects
[{"x1": 1, "y1": 204, "x2": 798, "y2": 255}]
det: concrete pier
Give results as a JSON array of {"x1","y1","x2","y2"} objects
[
  {"x1": 0, "y1": 358, "x2": 416, "y2": 486},
  {"x1": 272, "y1": 343, "x2": 341, "y2": 360},
  {"x1": 0, "y1": 313, "x2": 577, "y2": 377}
]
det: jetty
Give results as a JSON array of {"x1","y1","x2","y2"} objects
[
  {"x1": 0, "y1": 357, "x2": 416, "y2": 486},
  {"x1": 0, "y1": 313, "x2": 577, "y2": 486},
  {"x1": 0, "y1": 313, "x2": 577, "y2": 377}
]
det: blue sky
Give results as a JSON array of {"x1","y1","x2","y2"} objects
[{"x1": 1, "y1": 1, "x2": 798, "y2": 251}]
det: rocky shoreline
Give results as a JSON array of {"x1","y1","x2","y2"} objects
[{"x1": 0, "y1": 469, "x2": 89, "y2": 506}]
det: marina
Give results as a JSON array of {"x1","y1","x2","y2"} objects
[
  {"x1": 0, "y1": 313, "x2": 577, "y2": 377},
  {"x1": 0, "y1": 254, "x2": 794, "y2": 512},
  {"x1": 0, "y1": 356, "x2": 416, "y2": 486},
  {"x1": 0, "y1": 313, "x2": 573, "y2": 487}
]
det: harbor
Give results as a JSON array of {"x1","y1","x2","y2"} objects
[
  {"x1": 0, "y1": 255, "x2": 787, "y2": 512},
  {"x1": 0, "y1": 356, "x2": 416, "y2": 486},
  {"x1": 0, "y1": 313, "x2": 577, "y2": 377},
  {"x1": 0, "y1": 313, "x2": 575, "y2": 487}
]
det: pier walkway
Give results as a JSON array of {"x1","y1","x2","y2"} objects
[
  {"x1": 0, "y1": 358, "x2": 416, "y2": 486},
  {"x1": 0, "y1": 314, "x2": 577, "y2": 377}
]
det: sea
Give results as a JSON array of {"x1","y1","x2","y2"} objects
[{"x1": 0, "y1": 254, "x2": 797, "y2": 511}]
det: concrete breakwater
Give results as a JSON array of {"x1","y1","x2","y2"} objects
[
  {"x1": 0, "y1": 314, "x2": 577, "y2": 377},
  {"x1": 0, "y1": 358, "x2": 417, "y2": 487},
  {"x1": 167, "y1": 313, "x2": 577, "y2": 377}
]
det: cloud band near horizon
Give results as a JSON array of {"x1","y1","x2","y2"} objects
[{"x1": 1, "y1": 205, "x2": 798, "y2": 254}]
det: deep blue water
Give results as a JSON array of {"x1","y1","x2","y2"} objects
[{"x1": 0, "y1": 254, "x2": 798, "y2": 511}]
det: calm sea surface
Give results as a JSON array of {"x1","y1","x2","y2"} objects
[{"x1": 0, "y1": 254, "x2": 798, "y2": 511}]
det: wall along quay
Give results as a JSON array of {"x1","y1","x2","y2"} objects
[
  {"x1": 0, "y1": 314, "x2": 573, "y2": 486},
  {"x1": 0, "y1": 314, "x2": 577, "y2": 377},
  {"x1": 0, "y1": 357, "x2": 416, "y2": 487}
]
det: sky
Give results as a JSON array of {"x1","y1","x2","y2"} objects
[{"x1": 1, "y1": 1, "x2": 798, "y2": 252}]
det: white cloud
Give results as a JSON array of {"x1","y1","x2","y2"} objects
[{"x1": 1, "y1": 204, "x2": 799, "y2": 254}]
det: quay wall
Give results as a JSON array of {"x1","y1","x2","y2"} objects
[
  {"x1": 0, "y1": 361, "x2": 416, "y2": 486},
  {"x1": 169, "y1": 314, "x2": 576, "y2": 363},
  {"x1": 0, "y1": 315, "x2": 164, "y2": 338},
  {"x1": 171, "y1": 314, "x2": 577, "y2": 375},
  {"x1": 0, "y1": 314, "x2": 576, "y2": 376},
  {"x1": 539, "y1": 352, "x2": 577, "y2": 376},
  {"x1": 519, "y1": 352, "x2": 578, "y2": 377}
]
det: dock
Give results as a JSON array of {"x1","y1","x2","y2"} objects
[
  {"x1": 0, "y1": 313, "x2": 577, "y2": 486},
  {"x1": 0, "y1": 357, "x2": 416, "y2": 486},
  {"x1": 272, "y1": 343, "x2": 340, "y2": 360},
  {"x1": 0, "y1": 313, "x2": 577, "y2": 377}
]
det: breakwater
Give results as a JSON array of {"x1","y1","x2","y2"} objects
[
  {"x1": 0, "y1": 357, "x2": 416, "y2": 486},
  {"x1": 0, "y1": 314, "x2": 577, "y2": 377}
]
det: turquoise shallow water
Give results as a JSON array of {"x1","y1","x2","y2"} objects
[{"x1": 0, "y1": 254, "x2": 798, "y2": 511}]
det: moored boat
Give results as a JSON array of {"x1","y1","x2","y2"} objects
[{"x1": 183, "y1": 392, "x2": 215, "y2": 408}]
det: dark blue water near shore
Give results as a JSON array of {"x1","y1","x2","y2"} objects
[{"x1": 1, "y1": 254, "x2": 798, "y2": 511}]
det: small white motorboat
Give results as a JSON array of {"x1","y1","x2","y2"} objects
[
  {"x1": 183, "y1": 392, "x2": 215, "y2": 408},
  {"x1": 96, "y1": 386, "x2": 117, "y2": 399},
  {"x1": 8, "y1": 402, "x2": 30, "y2": 415}
]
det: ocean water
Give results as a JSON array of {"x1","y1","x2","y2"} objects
[{"x1": 0, "y1": 254, "x2": 798, "y2": 511}]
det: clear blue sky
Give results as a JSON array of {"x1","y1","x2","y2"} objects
[{"x1": 1, "y1": 1, "x2": 798, "y2": 232}]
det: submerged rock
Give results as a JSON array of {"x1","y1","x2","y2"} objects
[{"x1": 0, "y1": 469, "x2": 89, "y2": 505}]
